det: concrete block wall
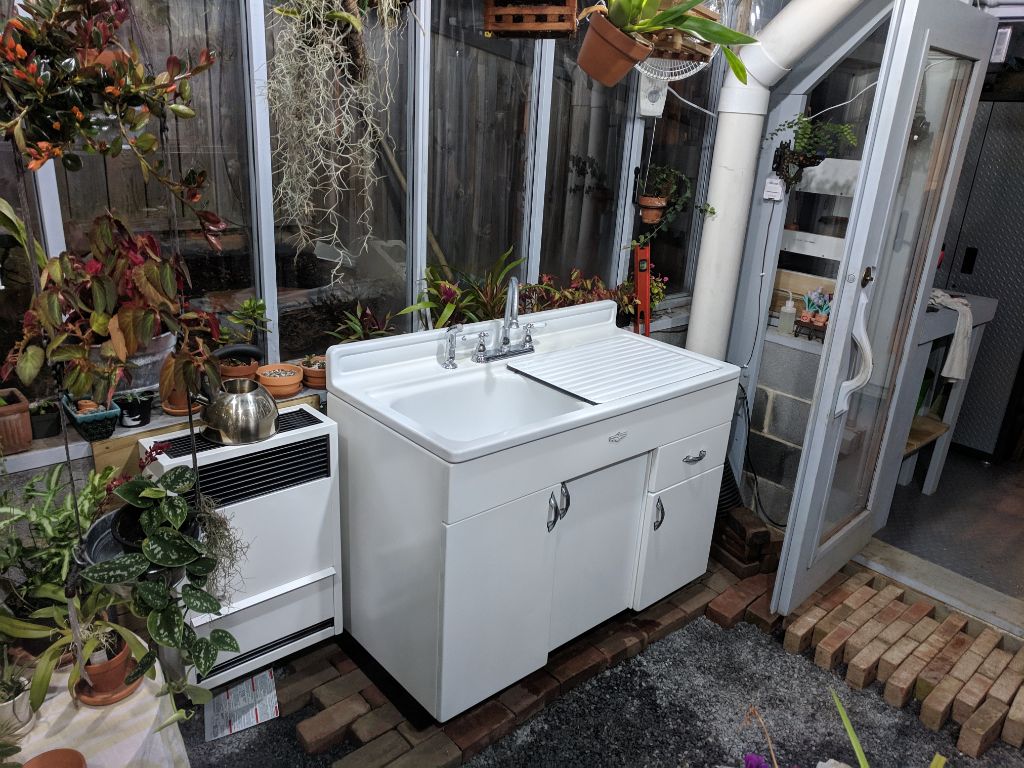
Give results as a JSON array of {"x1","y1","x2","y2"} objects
[{"x1": 744, "y1": 334, "x2": 821, "y2": 525}]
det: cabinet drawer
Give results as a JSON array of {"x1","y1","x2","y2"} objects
[
  {"x1": 648, "y1": 422, "x2": 730, "y2": 493},
  {"x1": 633, "y1": 465, "x2": 722, "y2": 610}
]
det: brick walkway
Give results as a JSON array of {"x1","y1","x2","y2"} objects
[
  {"x1": 276, "y1": 561, "x2": 736, "y2": 767},
  {"x1": 756, "y1": 567, "x2": 1024, "y2": 760}
]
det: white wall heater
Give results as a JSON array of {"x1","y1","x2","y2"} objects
[{"x1": 139, "y1": 404, "x2": 342, "y2": 688}]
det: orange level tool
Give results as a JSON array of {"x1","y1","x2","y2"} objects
[{"x1": 633, "y1": 243, "x2": 651, "y2": 337}]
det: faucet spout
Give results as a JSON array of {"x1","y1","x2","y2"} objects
[{"x1": 500, "y1": 277, "x2": 520, "y2": 351}]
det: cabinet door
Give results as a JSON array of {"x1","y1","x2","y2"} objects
[
  {"x1": 439, "y1": 485, "x2": 559, "y2": 720},
  {"x1": 549, "y1": 456, "x2": 648, "y2": 650},
  {"x1": 633, "y1": 465, "x2": 723, "y2": 610}
]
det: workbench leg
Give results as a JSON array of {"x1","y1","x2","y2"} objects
[{"x1": 922, "y1": 325, "x2": 987, "y2": 495}]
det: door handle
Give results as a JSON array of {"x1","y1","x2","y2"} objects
[
  {"x1": 654, "y1": 497, "x2": 666, "y2": 531},
  {"x1": 547, "y1": 492, "x2": 559, "y2": 532},
  {"x1": 558, "y1": 482, "x2": 570, "y2": 519},
  {"x1": 835, "y1": 289, "x2": 874, "y2": 417},
  {"x1": 683, "y1": 450, "x2": 707, "y2": 465}
]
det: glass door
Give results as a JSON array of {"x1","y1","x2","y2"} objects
[{"x1": 774, "y1": 0, "x2": 996, "y2": 614}]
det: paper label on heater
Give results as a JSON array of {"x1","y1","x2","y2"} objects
[{"x1": 204, "y1": 669, "x2": 280, "y2": 741}]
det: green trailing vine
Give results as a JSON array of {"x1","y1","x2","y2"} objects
[
  {"x1": 634, "y1": 165, "x2": 692, "y2": 249},
  {"x1": 766, "y1": 114, "x2": 858, "y2": 190}
]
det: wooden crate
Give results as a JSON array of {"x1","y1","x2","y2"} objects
[
  {"x1": 483, "y1": 1, "x2": 577, "y2": 37},
  {"x1": 648, "y1": 2, "x2": 718, "y2": 60}
]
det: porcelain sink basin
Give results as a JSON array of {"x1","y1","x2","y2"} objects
[
  {"x1": 382, "y1": 368, "x2": 589, "y2": 443},
  {"x1": 327, "y1": 301, "x2": 738, "y2": 463}
]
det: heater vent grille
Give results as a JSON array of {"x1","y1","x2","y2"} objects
[
  {"x1": 186, "y1": 435, "x2": 331, "y2": 507},
  {"x1": 162, "y1": 408, "x2": 322, "y2": 458}
]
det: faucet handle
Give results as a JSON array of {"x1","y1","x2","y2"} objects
[
  {"x1": 465, "y1": 331, "x2": 490, "y2": 363},
  {"x1": 523, "y1": 322, "x2": 545, "y2": 348}
]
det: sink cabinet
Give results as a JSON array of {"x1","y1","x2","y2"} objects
[
  {"x1": 331, "y1": 380, "x2": 737, "y2": 721},
  {"x1": 327, "y1": 302, "x2": 740, "y2": 722}
]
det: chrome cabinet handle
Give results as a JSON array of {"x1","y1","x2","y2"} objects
[
  {"x1": 682, "y1": 449, "x2": 707, "y2": 465},
  {"x1": 547, "y1": 492, "x2": 559, "y2": 532},
  {"x1": 559, "y1": 482, "x2": 570, "y2": 519},
  {"x1": 654, "y1": 497, "x2": 666, "y2": 531}
]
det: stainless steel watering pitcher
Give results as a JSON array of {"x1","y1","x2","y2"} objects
[{"x1": 194, "y1": 344, "x2": 279, "y2": 444}]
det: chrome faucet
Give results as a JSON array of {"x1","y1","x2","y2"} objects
[
  {"x1": 464, "y1": 277, "x2": 543, "y2": 364},
  {"x1": 499, "y1": 277, "x2": 520, "y2": 353}
]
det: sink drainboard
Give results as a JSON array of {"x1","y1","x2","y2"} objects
[{"x1": 507, "y1": 335, "x2": 720, "y2": 405}]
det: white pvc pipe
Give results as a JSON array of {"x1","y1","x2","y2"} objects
[{"x1": 686, "y1": 0, "x2": 864, "y2": 359}]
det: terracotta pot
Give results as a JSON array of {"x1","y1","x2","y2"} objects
[
  {"x1": 799, "y1": 310, "x2": 816, "y2": 324},
  {"x1": 577, "y1": 11, "x2": 652, "y2": 88},
  {"x1": 0, "y1": 388, "x2": 32, "y2": 455},
  {"x1": 219, "y1": 359, "x2": 259, "y2": 382},
  {"x1": 82, "y1": 641, "x2": 133, "y2": 696},
  {"x1": 23, "y1": 748, "x2": 87, "y2": 768},
  {"x1": 301, "y1": 356, "x2": 327, "y2": 389},
  {"x1": 638, "y1": 195, "x2": 668, "y2": 224},
  {"x1": 257, "y1": 364, "x2": 303, "y2": 400},
  {"x1": 812, "y1": 313, "x2": 829, "y2": 328},
  {"x1": 9, "y1": 642, "x2": 74, "y2": 670}
]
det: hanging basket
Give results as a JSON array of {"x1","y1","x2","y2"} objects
[
  {"x1": 642, "y1": 3, "x2": 719, "y2": 62},
  {"x1": 483, "y1": 1, "x2": 578, "y2": 38}
]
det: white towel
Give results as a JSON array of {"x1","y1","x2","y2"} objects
[{"x1": 929, "y1": 289, "x2": 973, "y2": 380}]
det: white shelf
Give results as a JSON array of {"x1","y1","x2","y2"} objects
[{"x1": 781, "y1": 229, "x2": 847, "y2": 262}]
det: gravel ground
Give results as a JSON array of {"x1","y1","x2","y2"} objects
[{"x1": 467, "y1": 618, "x2": 1024, "y2": 768}]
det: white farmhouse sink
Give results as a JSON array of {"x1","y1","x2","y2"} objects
[
  {"x1": 382, "y1": 368, "x2": 589, "y2": 444},
  {"x1": 327, "y1": 301, "x2": 738, "y2": 463}
]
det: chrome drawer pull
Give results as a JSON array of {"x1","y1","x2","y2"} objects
[
  {"x1": 683, "y1": 449, "x2": 707, "y2": 465},
  {"x1": 559, "y1": 482, "x2": 571, "y2": 520},
  {"x1": 654, "y1": 497, "x2": 666, "y2": 531},
  {"x1": 547, "y1": 492, "x2": 559, "y2": 532}
]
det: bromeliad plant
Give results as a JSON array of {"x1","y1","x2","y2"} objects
[
  {"x1": 328, "y1": 302, "x2": 397, "y2": 344},
  {"x1": 77, "y1": 466, "x2": 240, "y2": 726},
  {"x1": 1, "y1": 213, "x2": 188, "y2": 407}
]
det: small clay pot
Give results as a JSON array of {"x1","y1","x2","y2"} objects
[
  {"x1": 812, "y1": 313, "x2": 829, "y2": 329},
  {"x1": 638, "y1": 195, "x2": 668, "y2": 224},
  {"x1": 577, "y1": 11, "x2": 652, "y2": 88},
  {"x1": 219, "y1": 359, "x2": 259, "y2": 382},
  {"x1": 22, "y1": 748, "x2": 87, "y2": 768},
  {"x1": 257, "y1": 364, "x2": 303, "y2": 400},
  {"x1": 82, "y1": 641, "x2": 133, "y2": 696},
  {"x1": 301, "y1": 356, "x2": 327, "y2": 389}
]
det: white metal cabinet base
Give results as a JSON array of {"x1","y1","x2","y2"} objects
[
  {"x1": 439, "y1": 487, "x2": 558, "y2": 721},
  {"x1": 549, "y1": 456, "x2": 648, "y2": 650},
  {"x1": 633, "y1": 465, "x2": 724, "y2": 611}
]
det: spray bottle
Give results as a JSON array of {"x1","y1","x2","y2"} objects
[{"x1": 778, "y1": 290, "x2": 796, "y2": 336}]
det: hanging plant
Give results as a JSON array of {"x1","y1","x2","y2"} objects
[
  {"x1": 766, "y1": 114, "x2": 858, "y2": 191},
  {"x1": 266, "y1": 0, "x2": 406, "y2": 270},
  {"x1": 634, "y1": 165, "x2": 691, "y2": 247}
]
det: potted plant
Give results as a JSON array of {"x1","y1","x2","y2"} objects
[
  {"x1": 577, "y1": 0, "x2": 755, "y2": 88},
  {"x1": 113, "y1": 391, "x2": 156, "y2": 429},
  {"x1": 257, "y1": 364, "x2": 303, "y2": 399},
  {"x1": 328, "y1": 303, "x2": 398, "y2": 344},
  {"x1": 0, "y1": 655, "x2": 32, "y2": 736},
  {"x1": 637, "y1": 165, "x2": 688, "y2": 225},
  {"x1": 217, "y1": 299, "x2": 269, "y2": 381},
  {"x1": 28, "y1": 399, "x2": 61, "y2": 440},
  {"x1": 301, "y1": 355, "x2": 327, "y2": 389},
  {"x1": 0, "y1": 388, "x2": 31, "y2": 455},
  {"x1": 61, "y1": 396, "x2": 120, "y2": 442},
  {"x1": 0, "y1": 722, "x2": 20, "y2": 768},
  {"x1": 482, "y1": 0, "x2": 577, "y2": 38},
  {"x1": 0, "y1": 466, "x2": 118, "y2": 667},
  {"x1": 767, "y1": 114, "x2": 858, "y2": 190},
  {"x1": 79, "y1": 466, "x2": 241, "y2": 727}
]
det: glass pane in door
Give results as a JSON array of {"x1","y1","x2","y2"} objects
[{"x1": 819, "y1": 51, "x2": 974, "y2": 543}]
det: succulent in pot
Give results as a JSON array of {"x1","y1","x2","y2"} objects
[
  {"x1": 257, "y1": 363, "x2": 303, "y2": 400},
  {"x1": 113, "y1": 390, "x2": 156, "y2": 429},
  {"x1": 301, "y1": 354, "x2": 327, "y2": 389},
  {"x1": 28, "y1": 398, "x2": 61, "y2": 440},
  {"x1": 577, "y1": 0, "x2": 756, "y2": 88}
]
